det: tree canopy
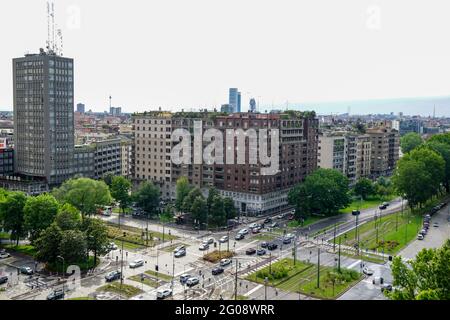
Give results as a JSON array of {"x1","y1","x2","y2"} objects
[
  {"x1": 132, "y1": 181, "x2": 160, "y2": 217},
  {"x1": 24, "y1": 194, "x2": 59, "y2": 243},
  {"x1": 386, "y1": 239, "x2": 450, "y2": 300},
  {"x1": 288, "y1": 168, "x2": 351, "y2": 217},
  {"x1": 400, "y1": 132, "x2": 423, "y2": 154}
]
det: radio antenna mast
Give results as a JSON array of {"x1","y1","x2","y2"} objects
[
  {"x1": 51, "y1": 2, "x2": 56, "y2": 53},
  {"x1": 46, "y1": 2, "x2": 51, "y2": 52}
]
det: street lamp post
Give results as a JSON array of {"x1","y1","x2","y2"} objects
[
  {"x1": 333, "y1": 222, "x2": 337, "y2": 252},
  {"x1": 120, "y1": 232, "x2": 126, "y2": 289},
  {"x1": 57, "y1": 255, "x2": 65, "y2": 300},
  {"x1": 317, "y1": 247, "x2": 320, "y2": 289},
  {"x1": 234, "y1": 259, "x2": 239, "y2": 300},
  {"x1": 264, "y1": 277, "x2": 268, "y2": 300},
  {"x1": 338, "y1": 237, "x2": 341, "y2": 272}
]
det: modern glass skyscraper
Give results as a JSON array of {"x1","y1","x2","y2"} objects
[
  {"x1": 13, "y1": 49, "x2": 75, "y2": 185},
  {"x1": 229, "y1": 88, "x2": 241, "y2": 113}
]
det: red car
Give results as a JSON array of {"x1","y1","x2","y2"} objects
[
  {"x1": 288, "y1": 214, "x2": 294, "y2": 221},
  {"x1": 252, "y1": 228, "x2": 260, "y2": 234}
]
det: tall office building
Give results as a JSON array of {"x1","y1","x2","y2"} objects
[
  {"x1": 13, "y1": 49, "x2": 75, "y2": 186},
  {"x1": 229, "y1": 88, "x2": 241, "y2": 113},
  {"x1": 76, "y1": 103, "x2": 85, "y2": 113}
]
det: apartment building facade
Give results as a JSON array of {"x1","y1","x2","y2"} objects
[
  {"x1": 366, "y1": 125, "x2": 400, "y2": 177},
  {"x1": 132, "y1": 111, "x2": 319, "y2": 215}
]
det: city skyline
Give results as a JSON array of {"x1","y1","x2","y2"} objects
[{"x1": 1, "y1": 0, "x2": 450, "y2": 116}]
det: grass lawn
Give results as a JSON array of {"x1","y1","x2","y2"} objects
[
  {"x1": 46, "y1": 256, "x2": 99, "y2": 273},
  {"x1": 312, "y1": 222, "x2": 345, "y2": 237},
  {"x1": 336, "y1": 210, "x2": 422, "y2": 254},
  {"x1": 145, "y1": 270, "x2": 173, "y2": 282},
  {"x1": 246, "y1": 258, "x2": 312, "y2": 286},
  {"x1": 295, "y1": 267, "x2": 362, "y2": 299},
  {"x1": 128, "y1": 274, "x2": 159, "y2": 288},
  {"x1": 203, "y1": 250, "x2": 234, "y2": 263},
  {"x1": 110, "y1": 238, "x2": 145, "y2": 251},
  {"x1": 0, "y1": 232, "x2": 10, "y2": 240},
  {"x1": 106, "y1": 223, "x2": 178, "y2": 249},
  {"x1": 3, "y1": 244, "x2": 37, "y2": 257},
  {"x1": 340, "y1": 252, "x2": 386, "y2": 264},
  {"x1": 340, "y1": 195, "x2": 396, "y2": 214},
  {"x1": 97, "y1": 282, "x2": 143, "y2": 298},
  {"x1": 236, "y1": 295, "x2": 249, "y2": 300}
]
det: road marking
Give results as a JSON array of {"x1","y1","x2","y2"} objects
[
  {"x1": 236, "y1": 240, "x2": 258, "y2": 251},
  {"x1": 347, "y1": 260, "x2": 361, "y2": 269},
  {"x1": 244, "y1": 284, "x2": 263, "y2": 296}
]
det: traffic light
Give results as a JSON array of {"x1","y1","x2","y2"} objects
[
  {"x1": 388, "y1": 256, "x2": 393, "y2": 261},
  {"x1": 155, "y1": 265, "x2": 159, "y2": 272}
]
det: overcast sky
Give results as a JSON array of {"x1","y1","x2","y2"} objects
[{"x1": 1, "y1": 0, "x2": 450, "y2": 115}]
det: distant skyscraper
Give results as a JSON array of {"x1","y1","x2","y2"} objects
[
  {"x1": 229, "y1": 88, "x2": 241, "y2": 113},
  {"x1": 249, "y1": 98, "x2": 256, "y2": 113},
  {"x1": 110, "y1": 106, "x2": 122, "y2": 116},
  {"x1": 13, "y1": 49, "x2": 75, "y2": 185},
  {"x1": 77, "y1": 103, "x2": 85, "y2": 113}
]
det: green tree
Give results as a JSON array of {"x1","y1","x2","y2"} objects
[
  {"x1": 209, "y1": 196, "x2": 226, "y2": 227},
  {"x1": 386, "y1": 239, "x2": 450, "y2": 300},
  {"x1": 182, "y1": 187, "x2": 203, "y2": 213},
  {"x1": 23, "y1": 194, "x2": 59, "y2": 244},
  {"x1": 110, "y1": 176, "x2": 132, "y2": 218},
  {"x1": 207, "y1": 187, "x2": 219, "y2": 214},
  {"x1": 54, "y1": 203, "x2": 82, "y2": 231},
  {"x1": 175, "y1": 177, "x2": 192, "y2": 211},
  {"x1": 353, "y1": 178, "x2": 375, "y2": 200},
  {"x1": 0, "y1": 191, "x2": 27, "y2": 245},
  {"x1": 58, "y1": 230, "x2": 87, "y2": 264},
  {"x1": 223, "y1": 197, "x2": 237, "y2": 220},
  {"x1": 35, "y1": 223, "x2": 62, "y2": 264},
  {"x1": 191, "y1": 196, "x2": 207, "y2": 226},
  {"x1": 288, "y1": 169, "x2": 351, "y2": 217},
  {"x1": 82, "y1": 218, "x2": 109, "y2": 265},
  {"x1": 423, "y1": 141, "x2": 450, "y2": 192},
  {"x1": 132, "y1": 181, "x2": 160, "y2": 217},
  {"x1": 400, "y1": 132, "x2": 423, "y2": 154},
  {"x1": 392, "y1": 148, "x2": 445, "y2": 207},
  {"x1": 102, "y1": 173, "x2": 115, "y2": 187},
  {"x1": 53, "y1": 178, "x2": 112, "y2": 218}
]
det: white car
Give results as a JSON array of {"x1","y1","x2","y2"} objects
[
  {"x1": 248, "y1": 223, "x2": 258, "y2": 229},
  {"x1": 0, "y1": 252, "x2": 11, "y2": 259},
  {"x1": 363, "y1": 267, "x2": 374, "y2": 276},
  {"x1": 417, "y1": 234, "x2": 424, "y2": 240},
  {"x1": 186, "y1": 277, "x2": 200, "y2": 287},
  {"x1": 285, "y1": 233, "x2": 295, "y2": 240},
  {"x1": 220, "y1": 258, "x2": 232, "y2": 267},
  {"x1": 238, "y1": 228, "x2": 249, "y2": 235},
  {"x1": 173, "y1": 245, "x2": 186, "y2": 253},
  {"x1": 206, "y1": 237, "x2": 215, "y2": 244},
  {"x1": 156, "y1": 288, "x2": 173, "y2": 299},
  {"x1": 199, "y1": 243, "x2": 209, "y2": 251},
  {"x1": 108, "y1": 242, "x2": 118, "y2": 251},
  {"x1": 219, "y1": 236, "x2": 228, "y2": 243},
  {"x1": 129, "y1": 259, "x2": 144, "y2": 269}
]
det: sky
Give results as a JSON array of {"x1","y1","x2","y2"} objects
[{"x1": 1, "y1": 0, "x2": 450, "y2": 115}]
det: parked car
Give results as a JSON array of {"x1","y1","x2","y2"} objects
[
  {"x1": 0, "y1": 276, "x2": 8, "y2": 285},
  {"x1": 205, "y1": 237, "x2": 215, "y2": 244},
  {"x1": 47, "y1": 289, "x2": 65, "y2": 300},
  {"x1": 382, "y1": 202, "x2": 390, "y2": 207},
  {"x1": 267, "y1": 243, "x2": 278, "y2": 251},
  {"x1": 260, "y1": 241, "x2": 269, "y2": 248},
  {"x1": 282, "y1": 237, "x2": 292, "y2": 244},
  {"x1": 252, "y1": 228, "x2": 260, "y2": 234},
  {"x1": 276, "y1": 214, "x2": 284, "y2": 219},
  {"x1": 156, "y1": 288, "x2": 173, "y2": 299},
  {"x1": 263, "y1": 218, "x2": 272, "y2": 224},
  {"x1": 129, "y1": 259, "x2": 144, "y2": 269},
  {"x1": 417, "y1": 233, "x2": 424, "y2": 240},
  {"x1": 379, "y1": 204, "x2": 387, "y2": 210},
  {"x1": 249, "y1": 223, "x2": 258, "y2": 229},
  {"x1": 186, "y1": 277, "x2": 199, "y2": 287},
  {"x1": 105, "y1": 270, "x2": 121, "y2": 282},
  {"x1": 212, "y1": 267, "x2": 224, "y2": 275},
  {"x1": 245, "y1": 248, "x2": 256, "y2": 255},
  {"x1": 433, "y1": 222, "x2": 439, "y2": 228},
  {"x1": 285, "y1": 233, "x2": 295, "y2": 240},
  {"x1": 219, "y1": 236, "x2": 228, "y2": 243},
  {"x1": 174, "y1": 249, "x2": 186, "y2": 258},
  {"x1": 199, "y1": 243, "x2": 209, "y2": 251},
  {"x1": 180, "y1": 274, "x2": 191, "y2": 284},
  {"x1": 220, "y1": 259, "x2": 232, "y2": 267},
  {"x1": 362, "y1": 267, "x2": 374, "y2": 276},
  {"x1": 419, "y1": 229, "x2": 427, "y2": 236},
  {"x1": 235, "y1": 233, "x2": 245, "y2": 241},
  {"x1": 257, "y1": 249, "x2": 266, "y2": 256},
  {"x1": 0, "y1": 252, "x2": 11, "y2": 259},
  {"x1": 381, "y1": 283, "x2": 393, "y2": 292},
  {"x1": 20, "y1": 266, "x2": 33, "y2": 275}
]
